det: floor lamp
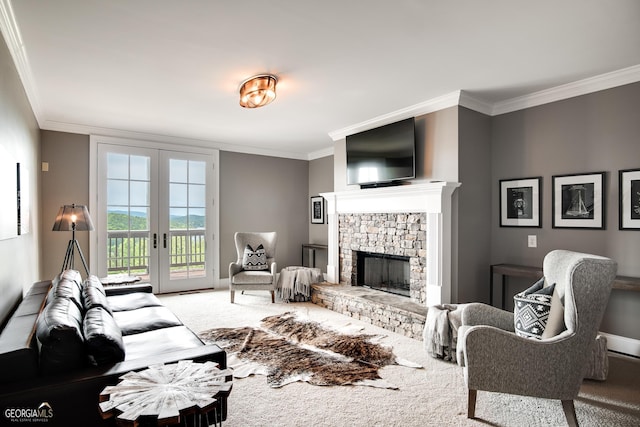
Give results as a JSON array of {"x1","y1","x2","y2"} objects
[{"x1": 52, "y1": 204, "x2": 94, "y2": 276}]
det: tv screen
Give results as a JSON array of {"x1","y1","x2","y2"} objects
[{"x1": 346, "y1": 118, "x2": 415, "y2": 186}]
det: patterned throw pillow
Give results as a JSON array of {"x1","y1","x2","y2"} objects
[
  {"x1": 514, "y1": 278, "x2": 556, "y2": 339},
  {"x1": 242, "y1": 244, "x2": 268, "y2": 270}
]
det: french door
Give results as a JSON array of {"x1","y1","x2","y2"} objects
[{"x1": 94, "y1": 141, "x2": 218, "y2": 293}]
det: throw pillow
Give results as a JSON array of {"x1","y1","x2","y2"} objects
[
  {"x1": 514, "y1": 278, "x2": 556, "y2": 339},
  {"x1": 541, "y1": 286, "x2": 566, "y2": 338},
  {"x1": 242, "y1": 244, "x2": 269, "y2": 270}
]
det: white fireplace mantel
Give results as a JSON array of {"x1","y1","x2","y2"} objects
[{"x1": 321, "y1": 181, "x2": 460, "y2": 306}]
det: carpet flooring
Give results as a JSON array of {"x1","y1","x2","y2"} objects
[{"x1": 159, "y1": 288, "x2": 640, "y2": 427}]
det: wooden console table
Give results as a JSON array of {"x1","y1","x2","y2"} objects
[
  {"x1": 302, "y1": 243, "x2": 327, "y2": 269},
  {"x1": 490, "y1": 263, "x2": 640, "y2": 310}
]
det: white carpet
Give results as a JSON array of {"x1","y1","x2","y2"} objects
[{"x1": 159, "y1": 288, "x2": 640, "y2": 427}]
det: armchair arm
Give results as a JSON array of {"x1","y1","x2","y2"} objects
[
  {"x1": 229, "y1": 261, "x2": 242, "y2": 278},
  {"x1": 461, "y1": 302, "x2": 514, "y2": 332},
  {"x1": 461, "y1": 325, "x2": 582, "y2": 400},
  {"x1": 270, "y1": 261, "x2": 277, "y2": 277}
]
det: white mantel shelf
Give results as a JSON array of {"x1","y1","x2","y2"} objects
[{"x1": 321, "y1": 181, "x2": 461, "y2": 306}]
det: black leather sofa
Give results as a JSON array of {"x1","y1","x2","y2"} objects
[{"x1": 0, "y1": 270, "x2": 228, "y2": 426}]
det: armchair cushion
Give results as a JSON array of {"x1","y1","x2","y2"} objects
[
  {"x1": 242, "y1": 244, "x2": 269, "y2": 270},
  {"x1": 513, "y1": 278, "x2": 556, "y2": 339}
]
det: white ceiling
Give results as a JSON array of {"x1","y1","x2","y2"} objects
[{"x1": 3, "y1": 0, "x2": 640, "y2": 159}]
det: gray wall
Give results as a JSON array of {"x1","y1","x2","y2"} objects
[
  {"x1": 0, "y1": 35, "x2": 41, "y2": 323},
  {"x1": 491, "y1": 82, "x2": 640, "y2": 340},
  {"x1": 334, "y1": 107, "x2": 460, "y2": 191},
  {"x1": 219, "y1": 151, "x2": 309, "y2": 278},
  {"x1": 332, "y1": 107, "x2": 492, "y2": 305},
  {"x1": 40, "y1": 131, "x2": 91, "y2": 280},
  {"x1": 457, "y1": 107, "x2": 492, "y2": 303},
  {"x1": 308, "y1": 155, "x2": 334, "y2": 272},
  {"x1": 37, "y1": 136, "x2": 311, "y2": 286}
]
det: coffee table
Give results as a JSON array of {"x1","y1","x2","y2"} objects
[{"x1": 99, "y1": 360, "x2": 233, "y2": 426}]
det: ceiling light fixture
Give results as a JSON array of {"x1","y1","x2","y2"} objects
[{"x1": 239, "y1": 74, "x2": 277, "y2": 108}]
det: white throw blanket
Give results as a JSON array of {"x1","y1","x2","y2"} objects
[
  {"x1": 423, "y1": 304, "x2": 464, "y2": 363},
  {"x1": 276, "y1": 266, "x2": 322, "y2": 302}
]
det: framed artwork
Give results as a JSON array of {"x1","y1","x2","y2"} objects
[
  {"x1": 619, "y1": 168, "x2": 640, "y2": 230},
  {"x1": 310, "y1": 196, "x2": 324, "y2": 224},
  {"x1": 0, "y1": 146, "x2": 17, "y2": 240},
  {"x1": 17, "y1": 163, "x2": 30, "y2": 235},
  {"x1": 552, "y1": 172, "x2": 605, "y2": 229},
  {"x1": 499, "y1": 177, "x2": 542, "y2": 227}
]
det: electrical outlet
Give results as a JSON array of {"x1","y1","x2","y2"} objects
[{"x1": 528, "y1": 235, "x2": 537, "y2": 248}]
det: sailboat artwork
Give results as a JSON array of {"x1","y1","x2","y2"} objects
[
  {"x1": 553, "y1": 172, "x2": 604, "y2": 229},
  {"x1": 564, "y1": 185, "x2": 591, "y2": 217},
  {"x1": 562, "y1": 183, "x2": 594, "y2": 219}
]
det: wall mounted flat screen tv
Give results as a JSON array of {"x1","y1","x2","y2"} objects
[{"x1": 346, "y1": 117, "x2": 415, "y2": 187}]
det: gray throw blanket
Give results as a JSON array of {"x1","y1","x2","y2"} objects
[
  {"x1": 276, "y1": 266, "x2": 322, "y2": 302},
  {"x1": 423, "y1": 304, "x2": 463, "y2": 363}
]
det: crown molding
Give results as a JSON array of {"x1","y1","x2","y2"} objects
[
  {"x1": 0, "y1": 0, "x2": 43, "y2": 125},
  {"x1": 40, "y1": 119, "x2": 311, "y2": 161},
  {"x1": 458, "y1": 91, "x2": 494, "y2": 115},
  {"x1": 492, "y1": 64, "x2": 640, "y2": 115},
  {"x1": 328, "y1": 65, "x2": 640, "y2": 139},
  {"x1": 328, "y1": 91, "x2": 462, "y2": 141},
  {"x1": 307, "y1": 146, "x2": 334, "y2": 160}
]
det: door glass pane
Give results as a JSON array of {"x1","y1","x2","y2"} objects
[
  {"x1": 189, "y1": 161, "x2": 206, "y2": 184},
  {"x1": 106, "y1": 154, "x2": 151, "y2": 282},
  {"x1": 107, "y1": 153, "x2": 128, "y2": 179},
  {"x1": 189, "y1": 184, "x2": 206, "y2": 207},
  {"x1": 130, "y1": 155, "x2": 149, "y2": 181},
  {"x1": 170, "y1": 159, "x2": 188, "y2": 182},
  {"x1": 168, "y1": 159, "x2": 206, "y2": 280}
]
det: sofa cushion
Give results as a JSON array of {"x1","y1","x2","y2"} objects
[
  {"x1": 48, "y1": 273, "x2": 84, "y2": 313},
  {"x1": 242, "y1": 244, "x2": 268, "y2": 270},
  {"x1": 107, "y1": 292, "x2": 163, "y2": 312},
  {"x1": 36, "y1": 297, "x2": 87, "y2": 374},
  {"x1": 122, "y1": 326, "x2": 204, "y2": 361},
  {"x1": 82, "y1": 276, "x2": 112, "y2": 314},
  {"x1": 112, "y1": 306, "x2": 183, "y2": 336},
  {"x1": 514, "y1": 278, "x2": 556, "y2": 339},
  {"x1": 83, "y1": 307, "x2": 125, "y2": 365}
]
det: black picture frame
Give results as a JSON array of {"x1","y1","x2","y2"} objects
[
  {"x1": 499, "y1": 177, "x2": 542, "y2": 227},
  {"x1": 619, "y1": 168, "x2": 640, "y2": 230},
  {"x1": 552, "y1": 172, "x2": 606, "y2": 229},
  {"x1": 310, "y1": 196, "x2": 324, "y2": 224}
]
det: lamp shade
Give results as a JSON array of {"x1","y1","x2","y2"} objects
[
  {"x1": 239, "y1": 74, "x2": 277, "y2": 108},
  {"x1": 52, "y1": 204, "x2": 94, "y2": 232}
]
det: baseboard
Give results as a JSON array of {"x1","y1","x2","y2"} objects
[{"x1": 600, "y1": 332, "x2": 640, "y2": 358}]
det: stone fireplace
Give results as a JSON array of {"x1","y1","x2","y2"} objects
[
  {"x1": 340, "y1": 212, "x2": 427, "y2": 303},
  {"x1": 321, "y1": 181, "x2": 460, "y2": 306}
]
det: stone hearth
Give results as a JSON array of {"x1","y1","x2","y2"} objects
[{"x1": 310, "y1": 283, "x2": 426, "y2": 340}]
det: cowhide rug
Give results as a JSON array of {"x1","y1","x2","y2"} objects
[{"x1": 198, "y1": 312, "x2": 422, "y2": 389}]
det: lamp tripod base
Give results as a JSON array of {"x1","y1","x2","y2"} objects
[{"x1": 61, "y1": 239, "x2": 90, "y2": 276}]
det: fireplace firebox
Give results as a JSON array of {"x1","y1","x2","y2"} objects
[{"x1": 356, "y1": 251, "x2": 411, "y2": 297}]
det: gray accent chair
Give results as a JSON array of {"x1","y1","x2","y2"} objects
[
  {"x1": 229, "y1": 232, "x2": 277, "y2": 303},
  {"x1": 457, "y1": 250, "x2": 617, "y2": 426}
]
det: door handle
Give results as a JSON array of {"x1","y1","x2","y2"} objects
[
  {"x1": 163, "y1": 233, "x2": 167, "y2": 249},
  {"x1": 153, "y1": 233, "x2": 157, "y2": 249}
]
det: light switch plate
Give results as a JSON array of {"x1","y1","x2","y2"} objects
[{"x1": 528, "y1": 235, "x2": 537, "y2": 248}]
